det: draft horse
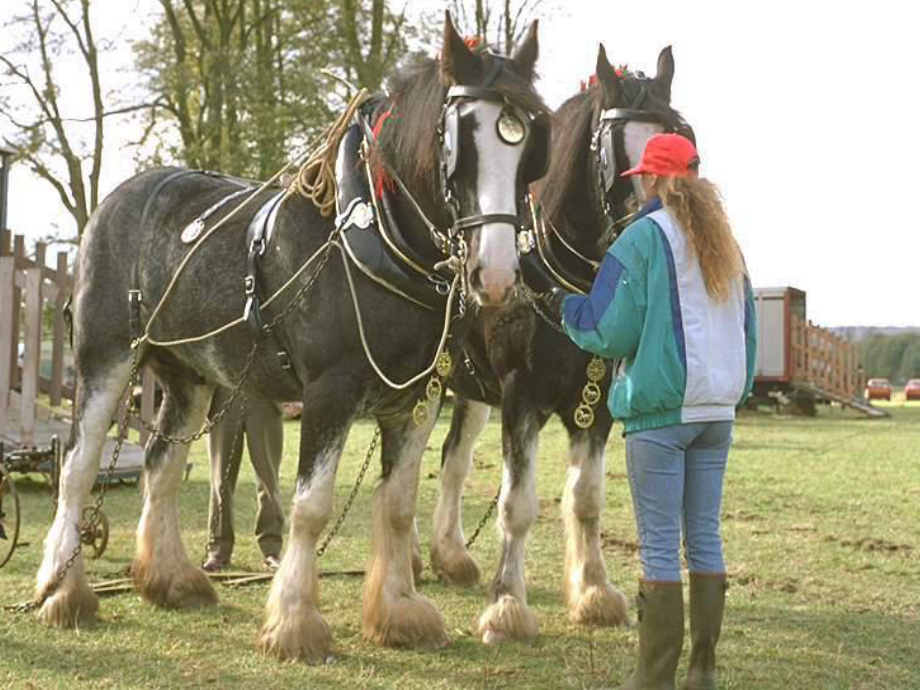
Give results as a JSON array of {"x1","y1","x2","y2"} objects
[
  {"x1": 430, "y1": 45, "x2": 695, "y2": 643},
  {"x1": 35, "y1": 14, "x2": 549, "y2": 663}
]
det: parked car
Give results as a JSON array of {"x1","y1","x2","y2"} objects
[
  {"x1": 905, "y1": 379, "x2": 920, "y2": 401},
  {"x1": 865, "y1": 378, "x2": 892, "y2": 401}
]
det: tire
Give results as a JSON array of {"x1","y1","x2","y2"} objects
[{"x1": 0, "y1": 465, "x2": 21, "y2": 569}]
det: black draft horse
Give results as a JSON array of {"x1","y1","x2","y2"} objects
[
  {"x1": 430, "y1": 45, "x2": 694, "y2": 643},
  {"x1": 35, "y1": 14, "x2": 549, "y2": 663}
]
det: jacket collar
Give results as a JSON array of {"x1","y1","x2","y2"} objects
[{"x1": 636, "y1": 196, "x2": 663, "y2": 219}]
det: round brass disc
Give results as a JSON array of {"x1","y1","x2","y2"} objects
[
  {"x1": 497, "y1": 111, "x2": 526, "y2": 145},
  {"x1": 426, "y1": 377, "x2": 443, "y2": 402},
  {"x1": 574, "y1": 404, "x2": 595, "y2": 430},
  {"x1": 412, "y1": 400, "x2": 429, "y2": 427},
  {"x1": 582, "y1": 381, "x2": 602, "y2": 406},
  {"x1": 435, "y1": 352, "x2": 453, "y2": 379},
  {"x1": 586, "y1": 357, "x2": 607, "y2": 382}
]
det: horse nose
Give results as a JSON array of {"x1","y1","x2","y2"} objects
[{"x1": 470, "y1": 264, "x2": 520, "y2": 306}]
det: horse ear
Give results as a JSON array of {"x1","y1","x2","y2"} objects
[
  {"x1": 595, "y1": 43, "x2": 621, "y2": 106},
  {"x1": 511, "y1": 20, "x2": 539, "y2": 80},
  {"x1": 441, "y1": 10, "x2": 479, "y2": 85},
  {"x1": 655, "y1": 45, "x2": 675, "y2": 102}
]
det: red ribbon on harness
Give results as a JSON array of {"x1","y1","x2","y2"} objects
[
  {"x1": 580, "y1": 65, "x2": 628, "y2": 91},
  {"x1": 372, "y1": 108, "x2": 396, "y2": 199}
]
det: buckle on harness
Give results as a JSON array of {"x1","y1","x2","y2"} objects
[
  {"x1": 244, "y1": 276, "x2": 256, "y2": 296},
  {"x1": 277, "y1": 351, "x2": 292, "y2": 370}
]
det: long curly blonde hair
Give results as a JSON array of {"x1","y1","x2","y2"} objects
[{"x1": 657, "y1": 176, "x2": 744, "y2": 301}]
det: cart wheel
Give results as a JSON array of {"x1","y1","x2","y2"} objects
[
  {"x1": 80, "y1": 507, "x2": 110, "y2": 560},
  {"x1": 0, "y1": 465, "x2": 21, "y2": 569}
]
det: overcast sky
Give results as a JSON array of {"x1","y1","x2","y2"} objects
[{"x1": 2, "y1": 1, "x2": 918, "y2": 327}]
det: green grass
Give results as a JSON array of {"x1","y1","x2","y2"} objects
[{"x1": 2, "y1": 402, "x2": 919, "y2": 689}]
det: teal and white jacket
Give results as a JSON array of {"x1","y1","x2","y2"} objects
[{"x1": 561, "y1": 198, "x2": 757, "y2": 434}]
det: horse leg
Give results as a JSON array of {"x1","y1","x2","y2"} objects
[
  {"x1": 431, "y1": 397, "x2": 491, "y2": 586},
  {"x1": 562, "y1": 423, "x2": 629, "y2": 626},
  {"x1": 363, "y1": 398, "x2": 448, "y2": 648},
  {"x1": 477, "y1": 373, "x2": 541, "y2": 644},
  {"x1": 133, "y1": 377, "x2": 217, "y2": 608},
  {"x1": 258, "y1": 371, "x2": 357, "y2": 663},
  {"x1": 36, "y1": 357, "x2": 133, "y2": 627}
]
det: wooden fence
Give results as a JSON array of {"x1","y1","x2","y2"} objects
[
  {"x1": 0, "y1": 229, "x2": 158, "y2": 448},
  {"x1": 789, "y1": 313, "x2": 864, "y2": 401}
]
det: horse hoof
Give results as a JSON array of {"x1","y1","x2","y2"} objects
[
  {"x1": 569, "y1": 583, "x2": 630, "y2": 627},
  {"x1": 133, "y1": 560, "x2": 218, "y2": 609},
  {"x1": 430, "y1": 545, "x2": 481, "y2": 588},
  {"x1": 363, "y1": 590, "x2": 448, "y2": 649},
  {"x1": 258, "y1": 606, "x2": 334, "y2": 664},
  {"x1": 37, "y1": 580, "x2": 99, "y2": 629},
  {"x1": 477, "y1": 594, "x2": 539, "y2": 643}
]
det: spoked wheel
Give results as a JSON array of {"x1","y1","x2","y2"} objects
[
  {"x1": 0, "y1": 465, "x2": 21, "y2": 569},
  {"x1": 80, "y1": 507, "x2": 109, "y2": 559}
]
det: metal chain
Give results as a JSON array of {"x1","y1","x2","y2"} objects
[
  {"x1": 316, "y1": 426, "x2": 380, "y2": 557},
  {"x1": 465, "y1": 484, "x2": 502, "y2": 550},
  {"x1": 520, "y1": 283, "x2": 566, "y2": 335},
  {"x1": 14, "y1": 355, "x2": 143, "y2": 613},
  {"x1": 10, "y1": 239, "x2": 338, "y2": 615}
]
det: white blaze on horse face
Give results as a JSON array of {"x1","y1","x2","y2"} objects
[
  {"x1": 623, "y1": 121, "x2": 665, "y2": 204},
  {"x1": 467, "y1": 100, "x2": 524, "y2": 306}
]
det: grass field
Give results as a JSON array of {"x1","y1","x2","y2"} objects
[{"x1": 2, "y1": 402, "x2": 919, "y2": 689}]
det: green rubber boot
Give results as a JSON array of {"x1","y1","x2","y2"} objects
[
  {"x1": 683, "y1": 574, "x2": 727, "y2": 690},
  {"x1": 617, "y1": 581, "x2": 684, "y2": 690}
]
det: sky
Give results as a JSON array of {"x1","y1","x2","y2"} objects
[{"x1": 2, "y1": 0, "x2": 919, "y2": 327}]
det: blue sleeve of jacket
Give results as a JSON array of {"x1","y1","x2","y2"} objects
[
  {"x1": 560, "y1": 252, "x2": 645, "y2": 359},
  {"x1": 742, "y1": 275, "x2": 758, "y2": 401}
]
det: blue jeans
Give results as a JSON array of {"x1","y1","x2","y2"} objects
[{"x1": 625, "y1": 421, "x2": 732, "y2": 582}]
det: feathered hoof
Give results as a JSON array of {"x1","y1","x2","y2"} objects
[
  {"x1": 430, "y1": 544, "x2": 481, "y2": 588},
  {"x1": 569, "y1": 583, "x2": 630, "y2": 627},
  {"x1": 258, "y1": 606, "x2": 334, "y2": 664},
  {"x1": 477, "y1": 594, "x2": 539, "y2": 644},
  {"x1": 133, "y1": 559, "x2": 218, "y2": 609},
  {"x1": 363, "y1": 590, "x2": 448, "y2": 649},
  {"x1": 36, "y1": 580, "x2": 99, "y2": 629}
]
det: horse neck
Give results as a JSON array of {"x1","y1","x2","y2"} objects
[
  {"x1": 551, "y1": 160, "x2": 607, "y2": 260},
  {"x1": 386, "y1": 185, "x2": 446, "y2": 263}
]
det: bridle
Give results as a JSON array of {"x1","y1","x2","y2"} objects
[{"x1": 591, "y1": 72, "x2": 695, "y2": 239}]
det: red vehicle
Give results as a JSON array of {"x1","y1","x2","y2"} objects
[
  {"x1": 905, "y1": 379, "x2": 920, "y2": 401},
  {"x1": 865, "y1": 378, "x2": 892, "y2": 401}
]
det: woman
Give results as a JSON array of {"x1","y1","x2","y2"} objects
[{"x1": 551, "y1": 133, "x2": 756, "y2": 690}]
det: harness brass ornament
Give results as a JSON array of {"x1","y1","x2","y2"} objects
[
  {"x1": 426, "y1": 377, "x2": 443, "y2": 402},
  {"x1": 436, "y1": 352, "x2": 453, "y2": 378},
  {"x1": 582, "y1": 381, "x2": 602, "y2": 406},
  {"x1": 587, "y1": 356, "x2": 607, "y2": 382},
  {"x1": 413, "y1": 400, "x2": 429, "y2": 427},
  {"x1": 574, "y1": 403, "x2": 595, "y2": 429},
  {"x1": 180, "y1": 219, "x2": 204, "y2": 244},
  {"x1": 497, "y1": 110, "x2": 526, "y2": 145}
]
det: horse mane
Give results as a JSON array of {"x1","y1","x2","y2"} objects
[
  {"x1": 372, "y1": 50, "x2": 550, "y2": 201},
  {"x1": 533, "y1": 89, "x2": 595, "y2": 221}
]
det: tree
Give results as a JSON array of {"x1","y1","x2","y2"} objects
[
  {"x1": 337, "y1": 0, "x2": 411, "y2": 92},
  {"x1": 0, "y1": 0, "x2": 124, "y2": 237},
  {"x1": 135, "y1": 0, "x2": 336, "y2": 178}
]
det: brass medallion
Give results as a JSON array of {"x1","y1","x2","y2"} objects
[
  {"x1": 435, "y1": 352, "x2": 453, "y2": 378},
  {"x1": 586, "y1": 356, "x2": 607, "y2": 382},
  {"x1": 181, "y1": 219, "x2": 205, "y2": 245},
  {"x1": 582, "y1": 381, "x2": 602, "y2": 406},
  {"x1": 412, "y1": 400, "x2": 429, "y2": 427},
  {"x1": 426, "y1": 377, "x2": 443, "y2": 402},
  {"x1": 574, "y1": 404, "x2": 595, "y2": 430},
  {"x1": 497, "y1": 111, "x2": 526, "y2": 145}
]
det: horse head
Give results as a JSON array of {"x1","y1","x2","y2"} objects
[{"x1": 536, "y1": 45, "x2": 694, "y2": 260}]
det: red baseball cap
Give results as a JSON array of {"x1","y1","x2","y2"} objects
[{"x1": 621, "y1": 133, "x2": 700, "y2": 178}]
